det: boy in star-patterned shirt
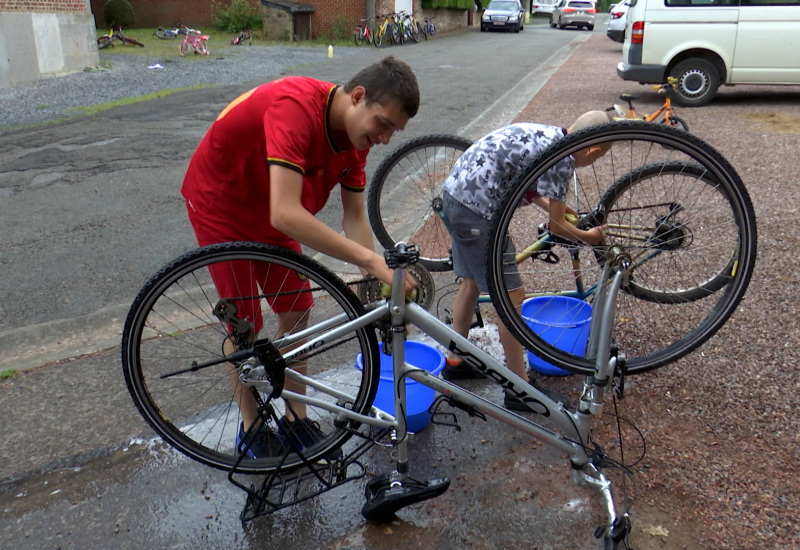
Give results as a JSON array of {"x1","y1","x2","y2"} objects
[{"x1": 441, "y1": 111, "x2": 612, "y2": 412}]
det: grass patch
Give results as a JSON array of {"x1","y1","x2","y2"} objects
[
  {"x1": 0, "y1": 369, "x2": 18, "y2": 380},
  {"x1": 96, "y1": 27, "x2": 355, "y2": 56},
  {"x1": 71, "y1": 84, "x2": 214, "y2": 117}
]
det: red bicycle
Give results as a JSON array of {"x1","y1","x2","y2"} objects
[
  {"x1": 179, "y1": 25, "x2": 210, "y2": 56},
  {"x1": 354, "y1": 18, "x2": 380, "y2": 48}
]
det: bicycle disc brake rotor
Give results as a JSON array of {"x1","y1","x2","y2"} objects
[{"x1": 357, "y1": 263, "x2": 435, "y2": 310}]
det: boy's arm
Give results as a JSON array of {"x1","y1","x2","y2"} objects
[
  {"x1": 548, "y1": 199, "x2": 605, "y2": 245},
  {"x1": 268, "y1": 165, "x2": 397, "y2": 285}
]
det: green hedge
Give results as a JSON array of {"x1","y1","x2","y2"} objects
[{"x1": 422, "y1": 0, "x2": 473, "y2": 9}]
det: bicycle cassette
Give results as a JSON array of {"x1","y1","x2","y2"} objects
[{"x1": 357, "y1": 263, "x2": 435, "y2": 311}]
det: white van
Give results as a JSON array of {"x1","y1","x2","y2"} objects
[{"x1": 616, "y1": 0, "x2": 800, "y2": 106}]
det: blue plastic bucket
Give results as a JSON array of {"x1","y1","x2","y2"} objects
[
  {"x1": 356, "y1": 341, "x2": 445, "y2": 433},
  {"x1": 521, "y1": 296, "x2": 592, "y2": 377}
]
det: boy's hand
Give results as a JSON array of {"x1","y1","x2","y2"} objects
[
  {"x1": 583, "y1": 225, "x2": 607, "y2": 245},
  {"x1": 380, "y1": 282, "x2": 419, "y2": 302}
]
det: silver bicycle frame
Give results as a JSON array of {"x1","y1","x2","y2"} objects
[{"x1": 250, "y1": 248, "x2": 630, "y2": 536}]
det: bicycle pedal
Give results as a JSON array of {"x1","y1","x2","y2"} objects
[{"x1": 362, "y1": 474, "x2": 450, "y2": 521}]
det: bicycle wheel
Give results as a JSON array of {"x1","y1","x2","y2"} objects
[
  {"x1": 121, "y1": 242, "x2": 380, "y2": 474},
  {"x1": 373, "y1": 28, "x2": 383, "y2": 48},
  {"x1": 417, "y1": 21, "x2": 427, "y2": 40},
  {"x1": 429, "y1": 23, "x2": 436, "y2": 36},
  {"x1": 665, "y1": 115, "x2": 689, "y2": 132},
  {"x1": 97, "y1": 36, "x2": 114, "y2": 49},
  {"x1": 122, "y1": 36, "x2": 145, "y2": 47},
  {"x1": 179, "y1": 40, "x2": 191, "y2": 56},
  {"x1": 354, "y1": 28, "x2": 363, "y2": 46},
  {"x1": 487, "y1": 120, "x2": 757, "y2": 375},
  {"x1": 154, "y1": 30, "x2": 173, "y2": 40},
  {"x1": 197, "y1": 40, "x2": 208, "y2": 55},
  {"x1": 599, "y1": 160, "x2": 738, "y2": 303},
  {"x1": 368, "y1": 134, "x2": 473, "y2": 272}
]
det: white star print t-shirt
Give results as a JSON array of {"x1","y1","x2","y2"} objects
[{"x1": 443, "y1": 123, "x2": 573, "y2": 220}]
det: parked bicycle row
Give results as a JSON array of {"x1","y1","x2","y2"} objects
[{"x1": 354, "y1": 12, "x2": 436, "y2": 47}]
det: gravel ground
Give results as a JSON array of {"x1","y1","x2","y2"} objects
[
  {"x1": 0, "y1": 44, "x2": 371, "y2": 128},
  {"x1": 514, "y1": 34, "x2": 800, "y2": 549}
]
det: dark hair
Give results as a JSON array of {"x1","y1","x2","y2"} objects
[{"x1": 344, "y1": 56, "x2": 420, "y2": 118}]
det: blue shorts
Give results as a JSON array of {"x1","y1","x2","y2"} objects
[{"x1": 443, "y1": 192, "x2": 523, "y2": 293}]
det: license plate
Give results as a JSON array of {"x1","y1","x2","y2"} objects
[{"x1": 496, "y1": 21, "x2": 505, "y2": 25}]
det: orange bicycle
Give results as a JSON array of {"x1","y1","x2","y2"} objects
[{"x1": 609, "y1": 77, "x2": 689, "y2": 131}]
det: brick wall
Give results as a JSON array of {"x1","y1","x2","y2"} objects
[{"x1": 0, "y1": 0, "x2": 87, "y2": 11}]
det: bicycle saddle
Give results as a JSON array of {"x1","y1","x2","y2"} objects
[{"x1": 619, "y1": 93, "x2": 639, "y2": 102}]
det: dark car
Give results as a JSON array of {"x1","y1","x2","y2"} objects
[{"x1": 481, "y1": 0, "x2": 525, "y2": 33}]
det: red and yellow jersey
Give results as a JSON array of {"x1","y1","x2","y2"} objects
[{"x1": 181, "y1": 76, "x2": 368, "y2": 242}]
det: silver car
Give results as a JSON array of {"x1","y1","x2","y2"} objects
[
  {"x1": 481, "y1": 0, "x2": 526, "y2": 33},
  {"x1": 550, "y1": 0, "x2": 596, "y2": 31}
]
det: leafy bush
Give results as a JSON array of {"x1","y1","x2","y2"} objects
[
  {"x1": 103, "y1": 0, "x2": 136, "y2": 28},
  {"x1": 212, "y1": 0, "x2": 263, "y2": 32},
  {"x1": 422, "y1": 0, "x2": 473, "y2": 8}
]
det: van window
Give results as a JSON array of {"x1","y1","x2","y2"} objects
[
  {"x1": 664, "y1": 0, "x2": 736, "y2": 6},
  {"x1": 740, "y1": 0, "x2": 800, "y2": 4}
]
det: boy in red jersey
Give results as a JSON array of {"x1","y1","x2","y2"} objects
[{"x1": 181, "y1": 56, "x2": 420, "y2": 458}]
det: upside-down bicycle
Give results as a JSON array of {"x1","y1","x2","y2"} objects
[{"x1": 120, "y1": 122, "x2": 756, "y2": 548}]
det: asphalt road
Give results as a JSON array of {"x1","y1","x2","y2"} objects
[{"x1": 0, "y1": 20, "x2": 627, "y2": 550}]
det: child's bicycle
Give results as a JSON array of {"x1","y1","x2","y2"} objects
[
  {"x1": 153, "y1": 26, "x2": 181, "y2": 40},
  {"x1": 231, "y1": 30, "x2": 252, "y2": 45},
  {"x1": 178, "y1": 25, "x2": 210, "y2": 56},
  {"x1": 607, "y1": 77, "x2": 689, "y2": 131},
  {"x1": 97, "y1": 26, "x2": 145, "y2": 49},
  {"x1": 120, "y1": 122, "x2": 756, "y2": 548}
]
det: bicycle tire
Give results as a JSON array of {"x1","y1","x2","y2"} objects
[
  {"x1": 373, "y1": 28, "x2": 383, "y2": 48},
  {"x1": 97, "y1": 36, "x2": 114, "y2": 49},
  {"x1": 417, "y1": 21, "x2": 427, "y2": 40},
  {"x1": 121, "y1": 242, "x2": 381, "y2": 474},
  {"x1": 599, "y1": 160, "x2": 739, "y2": 303},
  {"x1": 179, "y1": 40, "x2": 191, "y2": 56},
  {"x1": 368, "y1": 134, "x2": 473, "y2": 272},
  {"x1": 354, "y1": 28, "x2": 363, "y2": 46},
  {"x1": 122, "y1": 36, "x2": 145, "y2": 47},
  {"x1": 429, "y1": 23, "x2": 436, "y2": 36},
  {"x1": 197, "y1": 40, "x2": 208, "y2": 55},
  {"x1": 665, "y1": 115, "x2": 689, "y2": 132},
  {"x1": 487, "y1": 120, "x2": 757, "y2": 375},
  {"x1": 154, "y1": 30, "x2": 174, "y2": 40}
]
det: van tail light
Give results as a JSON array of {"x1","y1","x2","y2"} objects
[{"x1": 631, "y1": 21, "x2": 644, "y2": 44}]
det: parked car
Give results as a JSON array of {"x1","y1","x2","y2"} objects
[
  {"x1": 481, "y1": 0, "x2": 526, "y2": 32},
  {"x1": 531, "y1": 0, "x2": 559, "y2": 16},
  {"x1": 550, "y1": 0, "x2": 596, "y2": 30},
  {"x1": 606, "y1": 0, "x2": 629, "y2": 43}
]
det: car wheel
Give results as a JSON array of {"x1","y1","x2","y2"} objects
[
  {"x1": 558, "y1": 17, "x2": 564, "y2": 29},
  {"x1": 669, "y1": 58, "x2": 721, "y2": 107},
  {"x1": 480, "y1": 25, "x2": 485, "y2": 32},
  {"x1": 588, "y1": 24, "x2": 594, "y2": 31}
]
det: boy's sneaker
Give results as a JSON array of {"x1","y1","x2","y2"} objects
[
  {"x1": 441, "y1": 357, "x2": 484, "y2": 380},
  {"x1": 236, "y1": 422, "x2": 287, "y2": 458},
  {"x1": 503, "y1": 378, "x2": 573, "y2": 414},
  {"x1": 276, "y1": 416, "x2": 343, "y2": 461}
]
